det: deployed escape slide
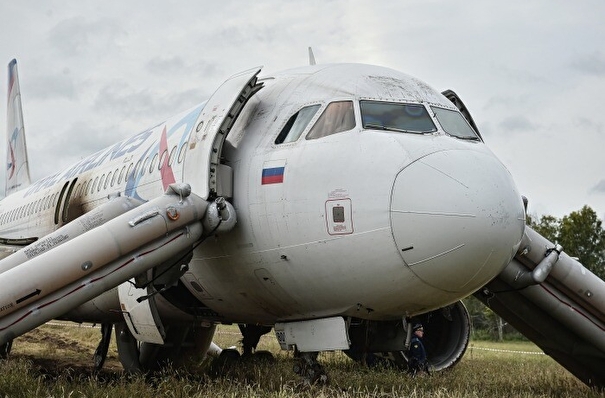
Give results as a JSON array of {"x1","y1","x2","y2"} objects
[
  {"x1": 0, "y1": 184, "x2": 207, "y2": 349},
  {"x1": 474, "y1": 225, "x2": 605, "y2": 389}
]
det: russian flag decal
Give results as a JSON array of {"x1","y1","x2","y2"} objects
[{"x1": 262, "y1": 160, "x2": 286, "y2": 185}]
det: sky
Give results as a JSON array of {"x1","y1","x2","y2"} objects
[{"x1": 0, "y1": 1, "x2": 604, "y2": 220}]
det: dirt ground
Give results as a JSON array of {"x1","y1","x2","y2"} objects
[{"x1": 8, "y1": 322, "x2": 124, "y2": 379}]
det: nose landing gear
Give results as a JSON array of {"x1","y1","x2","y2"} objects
[{"x1": 238, "y1": 324, "x2": 272, "y2": 357}]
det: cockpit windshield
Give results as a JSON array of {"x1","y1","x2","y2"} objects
[
  {"x1": 431, "y1": 106, "x2": 479, "y2": 140},
  {"x1": 360, "y1": 101, "x2": 437, "y2": 134}
]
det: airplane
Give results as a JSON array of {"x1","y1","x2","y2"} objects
[{"x1": 0, "y1": 55, "x2": 604, "y2": 388}]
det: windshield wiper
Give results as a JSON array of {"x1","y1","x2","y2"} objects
[
  {"x1": 364, "y1": 123, "x2": 428, "y2": 134},
  {"x1": 453, "y1": 135, "x2": 480, "y2": 141}
]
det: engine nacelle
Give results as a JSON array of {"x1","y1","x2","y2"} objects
[{"x1": 346, "y1": 301, "x2": 471, "y2": 371}]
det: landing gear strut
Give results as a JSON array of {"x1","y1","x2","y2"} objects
[
  {"x1": 238, "y1": 324, "x2": 272, "y2": 357},
  {"x1": 0, "y1": 340, "x2": 12, "y2": 359},
  {"x1": 293, "y1": 351, "x2": 328, "y2": 385},
  {"x1": 93, "y1": 323, "x2": 113, "y2": 372}
]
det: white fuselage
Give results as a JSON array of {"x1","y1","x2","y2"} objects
[{"x1": 0, "y1": 63, "x2": 526, "y2": 326}]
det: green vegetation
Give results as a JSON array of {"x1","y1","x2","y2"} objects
[
  {"x1": 528, "y1": 205, "x2": 605, "y2": 279},
  {"x1": 0, "y1": 323, "x2": 599, "y2": 398}
]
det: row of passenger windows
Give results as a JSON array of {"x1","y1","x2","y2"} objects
[
  {"x1": 76, "y1": 142, "x2": 185, "y2": 198},
  {"x1": 0, "y1": 143, "x2": 187, "y2": 226},
  {"x1": 0, "y1": 191, "x2": 62, "y2": 225},
  {"x1": 274, "y1": 100, "x2": 479, "y2": 145}
]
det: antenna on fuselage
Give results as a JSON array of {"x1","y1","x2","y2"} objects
[{"x1": 308, "y1": 47, "x2": 316, "y2": 65}]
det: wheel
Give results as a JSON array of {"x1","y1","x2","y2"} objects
[{"x1": 209, "y1": 348, "x2": 241, "y2": 376}]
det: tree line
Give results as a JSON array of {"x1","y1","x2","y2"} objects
[{"x1": 465, "y1": 205, "x2": 605, "y2": 340}]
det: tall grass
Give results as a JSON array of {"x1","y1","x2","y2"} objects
[{"x1": 0, "y1": 323, "x2": 599, "y2": 398}]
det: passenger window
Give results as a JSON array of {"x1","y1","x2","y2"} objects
[
  {"x1": 132, "y1": 160, "x2": 141, "y2": 179},
  {"x1": 178, "y1": 144, "x2": 187, "y2": 163},
  {"x1": 91, "y1": 178, "x2": 98, "y2": 194},
  {"x1": 150, "y1": 153, "x2": 158, "y2": 173},
  {"x1": 126, "y1": 163, "x2": 133, "y2": 180},
  {"x1": 158, "y1": 150, "x2": 168, "y2": 170},
  {"x1": 306, "y1": 101, "x2": 355, "y2": 140},
  {"x1": 168, "y1": 146, "x2": 177, "y2": 166},
  {"x1": 275, "y1": 105, "x2": 320, "y2": 144},
  {"x1": 118, "y1": 167, "x2": 124, "y2": 184},
  {"x1": 140, "y1": 158, "x2": 148, "y2": 176},
  {"x1": 112, "y1": 168, "x2": 119, "y2": 186}
]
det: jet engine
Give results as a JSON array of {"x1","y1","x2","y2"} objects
[{"x1": 346, "y1": 301, "x2": 471, "y2": 371}]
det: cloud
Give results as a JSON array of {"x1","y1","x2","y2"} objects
[
  {"x1": 573, "y1": 117, "x2": 604, "y2": 134},
  {"x1": 590, "y1": 180, "x2": 605, "y2": 195},
  {"x1": 48, "y1": 17, "x2": 126, "y2": 57},
  {"x1": 146, "y1": 56, "x2": 186, "y2": 75},
  {"x1": 27, "y1": 69, "x2": 77, "y2": 100},
  {"x1": 498, "y1": 116, "x2": 537, "y2": 132},
  {"x1": 28, "y1": 119, "x2": 122, "y2": 181},
  {"x1": 146, "y1": 57, "x2": 219, "y2": 81},
  {"x1": 571, "y1": 51, "x2": 605, "y2": 76},
  {"x1": 93, "y1": 80, "x2": 205, "y2": 121},
  {"x1": 94, "y1": 81, "x2": 165, "y2": 118}
]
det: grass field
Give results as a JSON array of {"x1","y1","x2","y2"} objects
[{"x1": 0, "y1": 322, "x2": 600, "y2": 397}]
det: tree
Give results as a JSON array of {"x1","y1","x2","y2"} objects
[
  {"x1": 558, "y1": 206, "x2": 605, "y2": 280},
  {"x1": 529, "y1": 205, "x2": 605, "y2": 280},
  {"x1": 528, "y1": 214, "x2": 559, "y2": 243}
]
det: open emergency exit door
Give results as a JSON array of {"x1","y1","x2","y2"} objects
[{"x1": 183, "y1": 67, "x2": 264, "y2": 200}]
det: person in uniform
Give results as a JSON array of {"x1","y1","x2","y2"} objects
[{"x1": 408, "y1": 323, "x2": 430, "y2": 375}]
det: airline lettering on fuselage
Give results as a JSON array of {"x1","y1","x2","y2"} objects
[
  {"x1": 23, "y1": 129, "x2": 155, "y2": 197},
  {"x1": 22, "y1": 104, "x2": 202, "y2": 198},
  {"x1": 63, "y1": 129, "x2": 155, "y2": 179}
]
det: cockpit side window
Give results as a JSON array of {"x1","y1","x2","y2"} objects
[
  {"x1": 275, "y1": 104, "x2": 321, "y2": 144},
  {"x1": 306, "y1": 101, "x2": 356, "y2": 140},
  {"x1": 431, "y1": 106, "x2": 479, "y2": 140},
  {"x1": 360, "y1": 101, "x2": 436, "y2": 134}
]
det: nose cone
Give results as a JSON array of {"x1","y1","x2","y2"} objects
[{"x1": 391, "y1": 150, "x2": 525, "y2": 293}]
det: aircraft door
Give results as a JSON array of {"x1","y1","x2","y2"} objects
[
  {"x1": 183, "y1": 67, "x2": 263, "y2": 200},
  {"x1": 53, "y1": 178, "x2": 82, "y2": 226},
  {"x1": 61, "y1": 178, "x2": 83, "y2": 224},
  {"x1": 53, "y1": 181, "x2": 69, "y2": 225}
]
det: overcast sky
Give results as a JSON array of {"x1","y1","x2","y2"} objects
[{"x1": 1, "y1": 1, "x2": 604, "y2": 219}]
